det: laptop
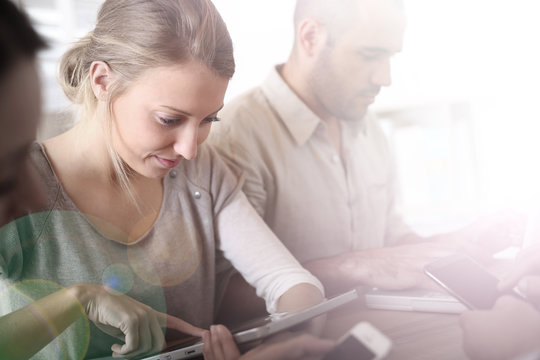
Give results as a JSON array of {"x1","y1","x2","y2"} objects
[
  {"x1": 91, "y1": 289, "x2": 359, "y2": 360},
  {"x1": 364, "y1": 288, "x2": 467, "y2": 314}
]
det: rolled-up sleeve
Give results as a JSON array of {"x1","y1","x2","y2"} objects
[{"x1": 216, "y1": 191, "x2": 324, "y2": 313}]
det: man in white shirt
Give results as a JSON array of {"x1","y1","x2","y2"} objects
[{"x1": 210, "y1": 0, "x2": 521, "y2": 298}]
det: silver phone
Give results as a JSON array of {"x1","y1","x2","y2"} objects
[{"x1": 424, "y1": 254, "x2": 519, "y2": 310}]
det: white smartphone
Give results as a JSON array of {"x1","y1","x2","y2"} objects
[
  {"x1": 322, "y1": 322, "x2": 392, "y2": 360},
  {"x1": 424, "y1": 254, "x2": 521, "y2": 310}
]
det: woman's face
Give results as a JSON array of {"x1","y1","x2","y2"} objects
[
  {"x1": 110, "y1": 61, "x2": 229, "y2": 179},
  {"x1": 0, "y1": 60, "x2": 45, "y2": 227}
]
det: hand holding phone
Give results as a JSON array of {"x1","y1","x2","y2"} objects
[
  {"x1": 424, "y1": 254, "x2": 523, "y2": 310},
  {"x1": 322, "y1": 322, "x2": 392, "y2": 360}
]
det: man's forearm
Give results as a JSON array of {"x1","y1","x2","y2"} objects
[
  {"x1": 303, "y1": 243, "x2": 458, "y2": 293},
  {"x1": 303, "y1": 253, "x2": 367, "y2": 295}
]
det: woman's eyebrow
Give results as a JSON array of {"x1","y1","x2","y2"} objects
[
  {"x1": 159, "y1": 105, "x2": 193, "y2": 116},
  {"x1": 159, "y1": 104, "x2": 225, "y2": 117}
]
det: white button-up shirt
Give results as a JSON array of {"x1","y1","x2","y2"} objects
[{"x1": 209, "y1": 65, "x2": 413, "y2": 263}]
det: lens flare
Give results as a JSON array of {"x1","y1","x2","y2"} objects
[
  {"x1": 102, "y1": 263, "x2": 134, "y2": 295},
  {"x1": 127, "y1": 211, "x2": 203, "y2": 287}
]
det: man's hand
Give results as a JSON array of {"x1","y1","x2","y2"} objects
[
  {"x1": 498, "y1": 243, "x2": 540, "y2": 304},
  {"x1": 304, "y1": 242, "x2": 458, "y2": 293},
  {"x1": 69, "y1": 283, "x2": 204, "y2": 359},
  {"x1": 457, "y1": 210, "x2": 527, "y2": 261}
]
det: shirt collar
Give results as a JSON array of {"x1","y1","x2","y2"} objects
[
  {"x1": 261, "y1": 65, "x2": 321, "y2": 146},
  {"x1": 261, "y1": 64, "x2": 370, "y2": 145}
]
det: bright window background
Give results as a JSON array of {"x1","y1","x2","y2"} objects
[{"x1": 18, "y1": 0, "x2": 540, "y2": 234}]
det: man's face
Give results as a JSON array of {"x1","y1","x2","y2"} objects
[
  {"x1": 308, "y1": 1, "x2": 405, "y2": 121},
  {"x1": 0, "y1": 60, "x2": 45, "y2": 227}
]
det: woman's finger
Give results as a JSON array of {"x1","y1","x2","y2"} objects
[
  {"x1": 213, "y1": 325, "x2": 241, "y2": 359},
  {"x1": 113, "y1": 316, "x2": 151, "y2": 359},
  {"x1": 157, "y1": 312, "x2": 205, "y2": 337},
  {"x1": 149, "y1": 314, "x2": 166, "y2": 355},
  {"x1": 209, "y1": 325, "x2": 227, "y2": 360},
  {"x1": 201, "y1": 330, "x2": 218, "y2": 360},
  {"x1": 137, "y1": 315, "x2": 152, "y2": 356},
  {"x1": 111, "y1": 318, "x2": 139, "y2": 356}
]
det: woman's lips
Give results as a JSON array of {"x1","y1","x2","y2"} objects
[{"x1": 155, "y1": 156, "x2": 181, "y2": 169}]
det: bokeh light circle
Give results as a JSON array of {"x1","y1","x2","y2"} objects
[{"x1": 101, "y1": 263, "x2": 134, "y2": 295}]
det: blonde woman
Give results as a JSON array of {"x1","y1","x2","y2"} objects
[{"x1": 0, "y1": 0, "x2": 328, "y2": 359}]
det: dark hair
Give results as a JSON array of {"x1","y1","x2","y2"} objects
[{"x1": 0, "y1": 0, "x2": 47, "y2": 79}]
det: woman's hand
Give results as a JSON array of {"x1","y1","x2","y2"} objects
[
  {"x1": 69, "y1": 283, "x2": 204, "y2": 359},
  {"x1": 201, "y1": 325, "x2": 335, "y2": 360},
  {"x1": 201, "y1": 325, "x2": 241, "y2": 360}
]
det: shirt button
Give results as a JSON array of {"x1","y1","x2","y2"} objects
[
  {"x1": 332, "y1": 155, "x2": 340, "y2": 163},
  {"x1": 169, "y1": 170, "x2": 177, "y2": 178},
  {"x1": 194, "y1": 191, "x2": 201, "y2": 199}
]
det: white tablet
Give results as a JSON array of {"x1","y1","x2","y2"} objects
[{"x1": 136, "y1": 289, "x2": 359, "y2": 360}]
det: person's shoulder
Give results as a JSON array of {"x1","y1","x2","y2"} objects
[
  {"x1": 29, "y1": 141, "x2": 46, "y2": 162},
  {"x1": 220, "y1": 86, "x2": 272, "y2": 123},
  {"x1": 29, "y1": 142, "x2": 57, "y2": 186},
  {"x1": 211, "y1": 87, "x2": 278, "y2": 145}
]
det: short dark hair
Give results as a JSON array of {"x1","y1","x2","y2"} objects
[{"x1": 0, "y1": 0, "x2": 47, "y2": 79}]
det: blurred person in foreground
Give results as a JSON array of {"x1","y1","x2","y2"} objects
[
  {"x1": 209, "y1": 0, "x2": 524, "y2": 319},
  {"x1": 0, "y1": 1, "x2": 95, "y2": 358}
]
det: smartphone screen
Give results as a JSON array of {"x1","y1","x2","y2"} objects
[{"x1": 424, "y1": 254, "x2": 512, "y2": 310}]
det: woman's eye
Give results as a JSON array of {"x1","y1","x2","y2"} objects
[
  {"x1": 159, "y1": 117, "x2": 180, "y2": 125},
  {"x1": 204, "y1": 116, "x2": 221, "y2": 123}
]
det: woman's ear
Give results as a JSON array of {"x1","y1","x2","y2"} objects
[{"x1": 90, "y1": 61, "x2": 113, "y2": 101}]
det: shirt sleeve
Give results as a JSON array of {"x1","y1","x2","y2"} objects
[{"x1": 215, "y1": 191, "x2": 324, "y2": 313}]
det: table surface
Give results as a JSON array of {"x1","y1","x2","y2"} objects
[{"x1": 322, "y1": 295, "x2": 467, "y2": 360}]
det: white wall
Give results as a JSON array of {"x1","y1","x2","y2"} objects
[{"x1": 212, "y1": 0, "x2": 295, "y2": 102}]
